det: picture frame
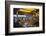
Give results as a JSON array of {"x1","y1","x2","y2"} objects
[{"x1": 5, "y1": 1, "x2": 45, "y2": 35}]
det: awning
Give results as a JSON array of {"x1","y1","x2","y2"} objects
[{"x1": 18, "y1": 8, "x2": 34, "y2": 13}]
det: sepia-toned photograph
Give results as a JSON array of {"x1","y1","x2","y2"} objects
[{"x1": 13, "y1": 8, "x2": 39, "y2": 28}]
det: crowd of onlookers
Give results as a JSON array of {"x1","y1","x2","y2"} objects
[{"x1": 13, "y1": 8, "x2": 39, "y2": 27}]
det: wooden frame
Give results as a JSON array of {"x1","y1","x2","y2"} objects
[{"x1": 5, "y1": 1, "x2": 45, "y2": 35}]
